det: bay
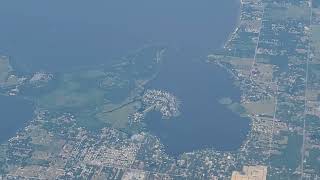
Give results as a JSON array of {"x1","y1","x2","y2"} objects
[
  {"x1": 145, "y1": 52, "x2": 250, "y2": 156},
  {"x1": 0, "y1": 0, "x2": 249, "y2": 154},
  {"x1": 0, "y1": 95, "x2": 34, "y2": 143}
]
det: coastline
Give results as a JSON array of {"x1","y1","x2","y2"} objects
[
  {"x1": 207, "y1": 0, "x2": 254, "y2": 154},
  {"x1": 223, "y1": 0, "x2": 243, "y2": 49},
  {"x1": 0, "y1": 95, "x2": 35, "y2": 144}
]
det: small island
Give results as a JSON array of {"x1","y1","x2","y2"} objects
[{"x1": 130, "y1": 89, "x2": 181, "y2": 123}]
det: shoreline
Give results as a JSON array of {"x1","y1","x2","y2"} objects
[{"x1": 222, "y1": 0, "x2": 243, "y2": 49}]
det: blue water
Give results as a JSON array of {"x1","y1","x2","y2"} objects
[
  {"x1": 145, "y1": 53, "x2": 250, "y2": 156},
  {"x1": 0, "y1": 0, "x2": 248, "y2": 153},
  {"x1": 0, "y1": 0, "x2": 239, "y2": 72},
  {"x1": 0, "y1": 95, "x2": 34, "y2": 143}
]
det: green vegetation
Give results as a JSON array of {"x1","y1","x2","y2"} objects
[
  {"x1": 306, "y1": 148, "x2": 320, "y2": 174},
  {"x1": 0, "y1": 144, "x2": 8, "y2": 174},
  {"x1": 37, "y1": 72, "x2": 105, "y2": 111},
  {"x1": 2, "y1": 0, "x2": 318, "y2": 178},
  {"x1": 25, "y1": 158, "x2": 50, "y2": 167},
  {"x1": 0, "y1": 57, "x2": 12, "y2": 84},
  {"x1": 313, "y1": 0, "x2": 320, "y2": 8},
  {"x1": 308, "y1": 64, "x2": 320, "y2": 89},
  {"x1": 311, "y1": 25, "x2": 320, "y2": 63},
  {"x1": 265, "y1": 4, "x2": 310, "y2": 21},
  {"x1": 243, "y1": 98, "x2": 276, "y2": 117},
  {"x1": 0, "y1": 57, "x2": 21, "y2": 88},
  {"x1": 35, "y1": 46, "x2": 164, "y2": 132},
  {"x1": 270, "y1": 133, "x2": 303, "y2": 169},
  {"x1": 76, "y1": 114, "x2": 106, "y2": 132},
  {"x1": 96, "y1": 101, "x2": 141, "y2": 129}
]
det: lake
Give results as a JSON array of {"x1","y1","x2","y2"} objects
[
  {"x1": 145, "y1": 52, "x2": 250, "y2": 156},
  {"x1": 0, "y1": 95, "x2": 34, "y2": 143},
  {"x1": 0, "y1": 0, "x2": 239, "y2": 72},
  {"x1": 0, "y1": 0, "x2": 249, "y2": 154}
]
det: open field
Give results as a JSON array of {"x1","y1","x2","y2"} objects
[
  {"x1": 0, "y1": 56, "x2": 12, "y2": 84},
  {"x1": 311, "y1": 25, "x2": 320, "y2": 64},
  {"x1": 243, "y1": 98, "x2": 276, "y2": 117},
  {"x1": 97, "y1": 101, "x2": 141, "y2": 129}
]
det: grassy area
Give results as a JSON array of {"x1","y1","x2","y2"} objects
[
  {"x1": 0, "y1": 56, "x2": 12, "y2": 84},
  {"x1": 266, "y1": 4, "x2": 309, "y2": 21},
  {"x1": 37, "y1": 79, "x2": 105, "y2": 110},
  {"x1": 36, "y1": 71, "x2": 107, "y2": 131},
  {"x1": 311, "y1": 25, "x2": 320, "y2": 64},
  {"x1": 0, "y1": 57, "x2": 20, "y2": 87},
  {"x1": 308, "y1": 64, "x2": 320, "y2": 87},
  {"x1": 0, "y1": 144, "x2": 8, "y2": 174},
  {"x1": 313, "y1": 0, "x2": 320, "y2": 8},
  {"x1": 270, "y1": 133, "x2": 303, "y2": 170},
  {"x1": 76, "y1": 111, "x2": 107, "y2": 132},
  {"x1": 35, "y1": 46, "x2": 163, "y2": 132},
  {"x1": 96, "y1": 101, "x2": 141, "y2": 129},
  {"x1": 312, "y1": 25, "x2": 320, "y2": 41},
  {"x1": 306, "y1": 148, "x2": 320, "y2": 174},
  {"x1": 36, "y1": 65, "x2": 142, "y2": 131},
  {"x1": 286, "y1": 5, "x2": 310, "y2": 20},
  {"x1": 229, "y1": 58, "x2": 253, "y2": 67},
  {"x1": 243, "y1": 98, "x2": 276, "y2": 117}
]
